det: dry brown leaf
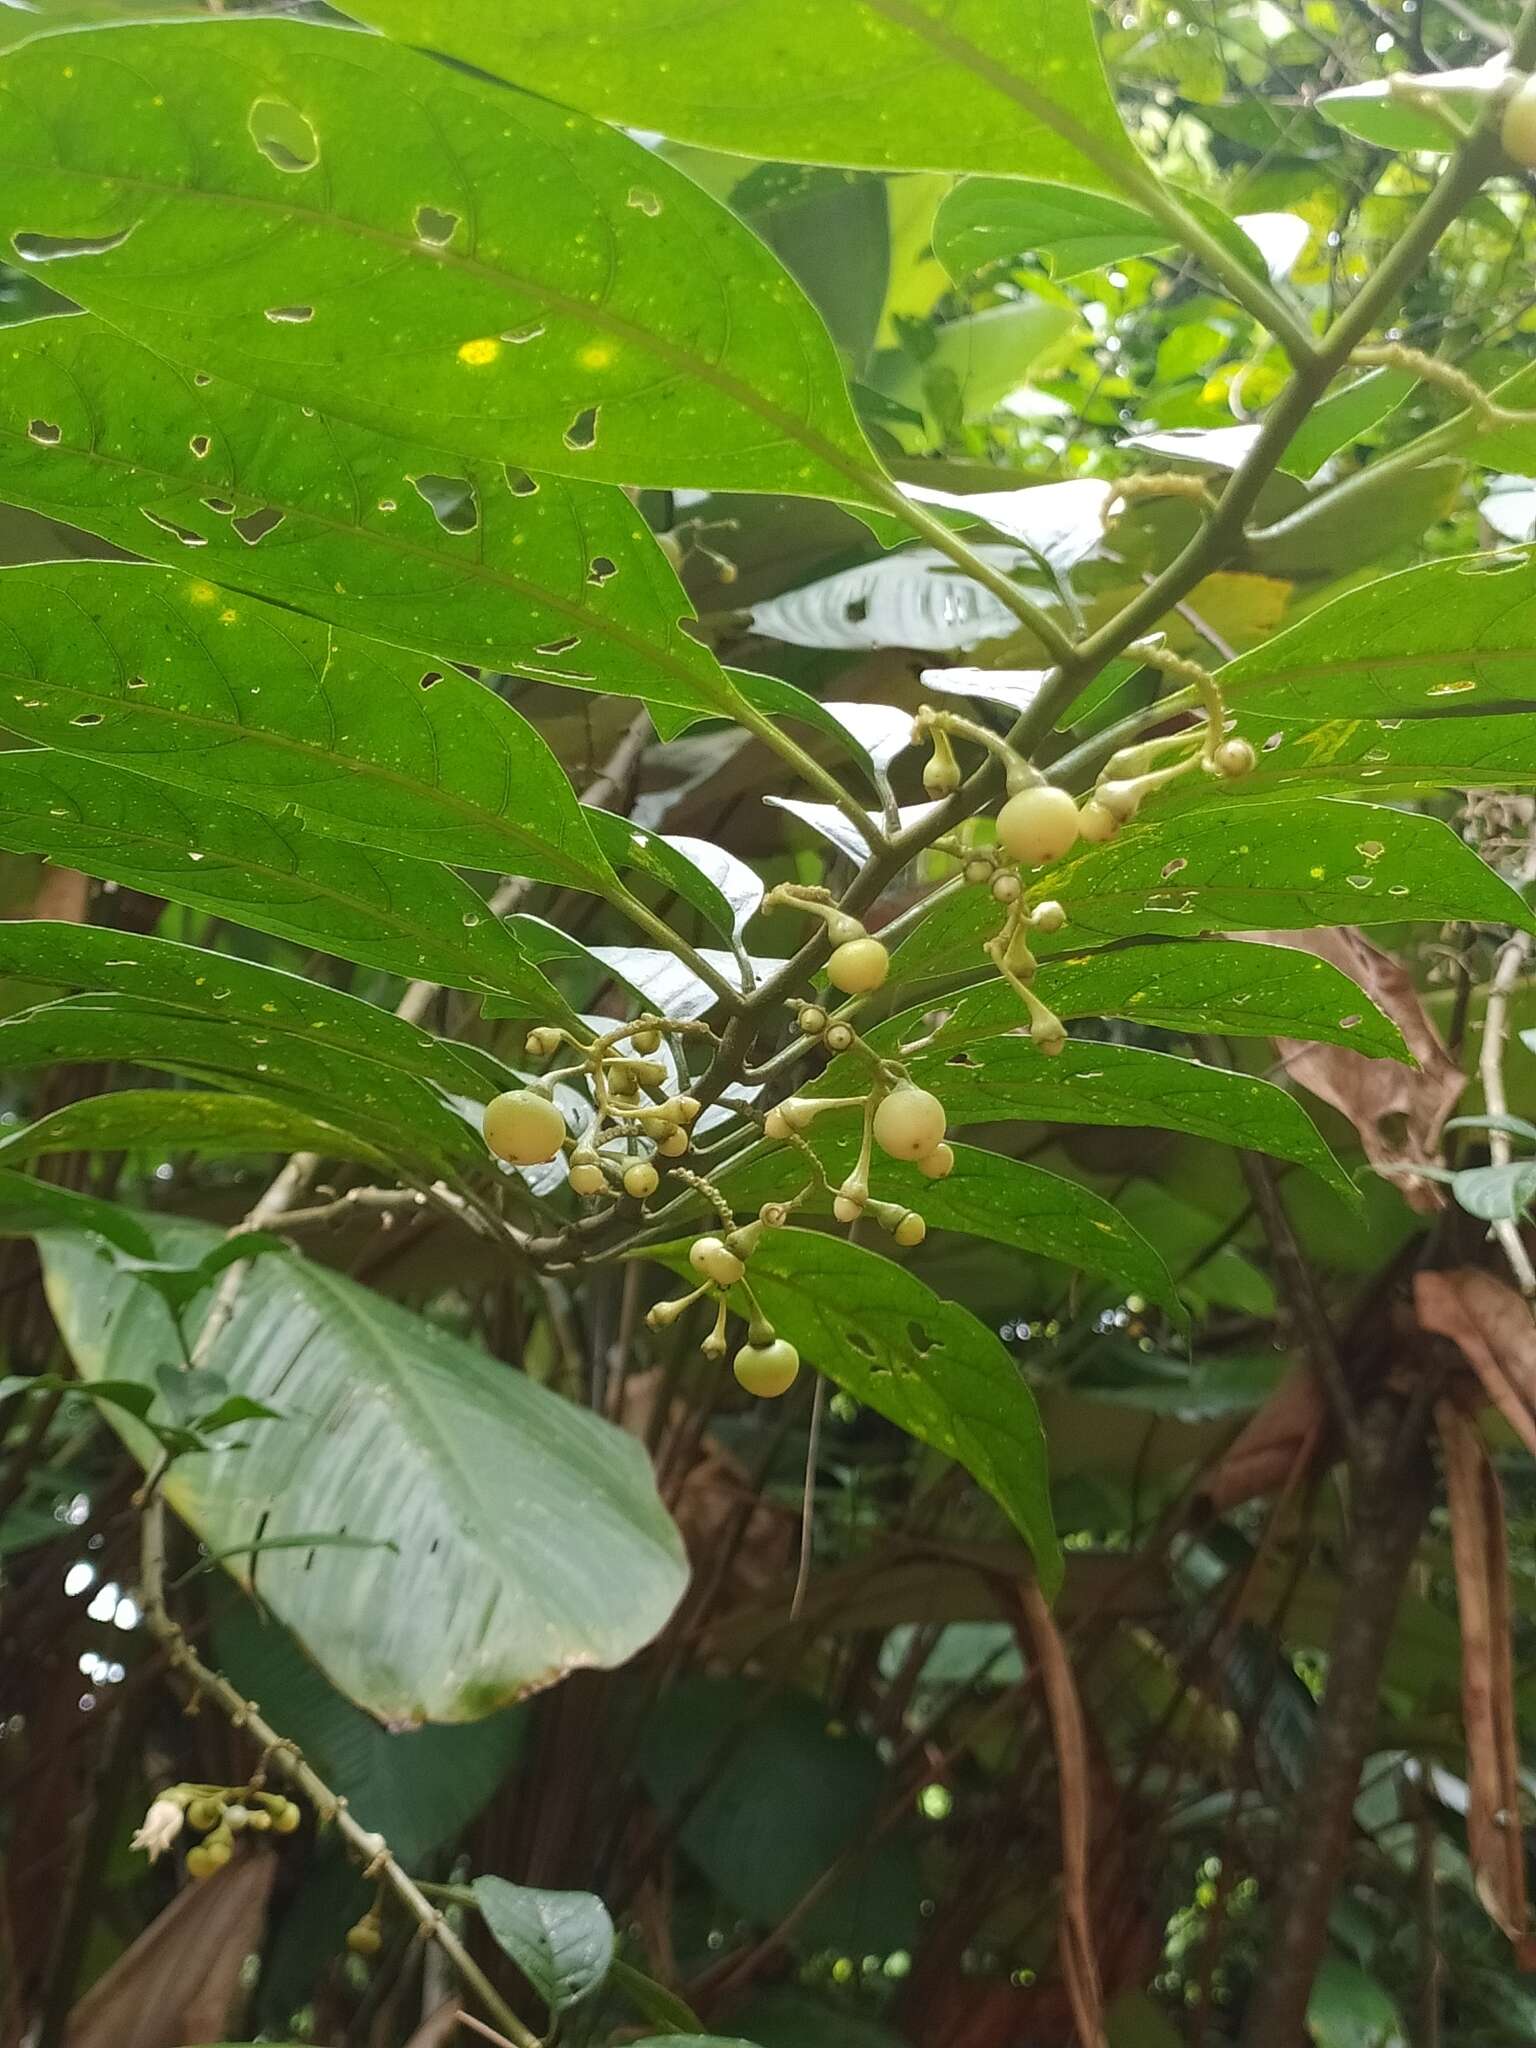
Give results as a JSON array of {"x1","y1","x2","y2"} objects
[
  {"x1": 1199, "y1": 1364, "x2": 1326, "y2": 1513},
  {"x1": 64, "y1": 1846, "x2": 276, "y2": 2048},
  {"x1": 1414, "y1": 1268, "x2": 1536, "y2": 1457},
  {"x1": 1435, "y1": 1398, "x2": 1530, "y2": 1955},
  {"x1": 1249, "y1": 928, "x2": 1464, "y2": 1211}
]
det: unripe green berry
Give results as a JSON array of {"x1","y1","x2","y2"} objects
[
  {"x1": 1503, "y1": 72, "x2": 1536, "y2": 164},
  {"x1": 733, "y1": 1337, "x2": 800, "y2": 1398},
  {"x1": 996, "y1": 785, "x2": 1080, "y2": 866},
  {"x1": 923, "y1": 753, "x2": 961, "y2": 797},
  {"x1": 623, "y1": 1160, "x2": 659, "y2": 1200},
  {"x1": 798, "y1": 1005, "x2": 828, "y2": 1037},
  {"x1": 872, "y1": 1085, "x2": 948, "y2": 1163},
  {"x1": 892, "y1": 1209, "x2": 927, "y2": 1248},
  {"x1": 185, "y1": 1844, "x2": 215, "y2": 1881},
  {"x1": 223, "y1": 1804, "x2": 250, "y2": 1833},
  {"x1": 918, "y1": 1141, "x2": 955, "y2": 1180},
  {"x1": 827, "y1": 937, "x2": 889, "y2": 995},
  {"x1": 701, "y1": 1323, "x2": 728, "y2": 1360},
  {"x1": 483, "y1": 1088, "x2": 566, "y2": 1166},
  {"x1": 202, "y1": 1834, "x2": 233, "y2": 1870},
  {"x1": 272, "y1": 1800, "x2": 302, "y2": 1835},
  {"x1": 187, "y1": 1796, "x2": 223, "y2": 1833},
  {"x1": 1212, "y1": 736, "x2": 1256, "y2": 779},
  {"x1": 1076, "y1": 799, "x2": 1119, "y2": 844},
  {"x1": 690, "y1": 1235, "x2": 745, "y2": 1288},
  {"x1": 1030, "y1": 900, "x2": 1067, "y2": 935}
]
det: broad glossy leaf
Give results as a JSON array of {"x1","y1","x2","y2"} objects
[
  {"x1": 1276, "y1": 367, "x2": 1416, "y2": 481},
  {"x1": 932, "y1": 178, "x2": 1264, "y2": 285},
  {"x1": 893, "y1": 801, "x2": 1533, "y2": 977},
  {"x1": 724, "y1": 1139, "x2": 1181, "y2": 1321},
  {"x1": 41, "y1": 1216, "x2": 689, "y2": 1721},
  {"x1": 0, "y1": 1090, "x2": 395, "y2": 1173},
  {"x1": 346, "y1": 0, "x2": 1138, "y2": 192},
  {"x1": 902, "y1": 476, "x2": 1113, "y2": 570},
  {"x1": 0, "y1": 563, "x2": 617, "y2": 895},
  {"x1": 903, "y1": 1037, "x2": 1354, "y2": 1201},
  {"x1": 1315, "y1": 76, "x2": 1469, "y2": 149},
  {"x1": 1217, "y1": 549, "x2": 1536, "y2": 716},
  {"x1": 0, "y1": 1167, "x2": 154, "y2": 1257},
  {"x1": 0, "y1": 920, "x2": 516, "y2": 1099},
  {"x1": 750, "y1": 544, "x2": 1049, "y2": 651},
  {"x1": 868, "y1": 939, "x2": 1408, "y2": 1059},
  {"x1": 0, "y1": 995, "x2": 482, "y2": 1176},
  {"x1": 472, "y1": 1877, "x2": 614, "y2": 2015},
  {"x1": 1172, "y1": 710, "x2": 1536, "y2": 805},
  {"x1": 0, "y1": 20, "x2": 878, "y2": 503},
  {"x1": 659, "y1": 1230, "x2": 1059, "y2": 1588},
  {"x1": 0, "y1": 750, "x2": 558, "y2": 1004},
  {"x1": 0, "y1": 315, "x2": 738, "y2": 718}
]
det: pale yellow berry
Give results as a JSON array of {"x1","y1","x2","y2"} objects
[
  {"x1": 1503, "y1": 72, "x2": 1536, "y2": 165},
  {"x1": 272, "y1": 1800, "x2": 302, "y2": 1834},
  {"x1": 764, "y1": 1107, "x2": 791, "y2": 1140},
  {"x1": 823, "y1": 1022, "x2": 855, "y2": 1053},
  {"x1": 798, "y1": 1005, "x2": 828, "y2": 1036},
  {"x1": 923, "y1": 752, "x2": 961, "y2": 797},
  {"x1": 622, "y1": 1160, "x2": 659, "y2": 1199},
  {"x1": 733, "y1": 1337, "x2": 800, "y2": 1398},
  {"x1": 996, "y1": 785, "x2": 1080, "y2": 865},
  {"x1": 918, "y1": 1142, "x2": 955, "y2": 1180},
  {"x1": 690, "y1": 1235, "x2": 744, "y2": 1288},
  {"x1": 670, "y1": 1095, "x2": 703, "y2": 1124},
  {"x1": 892, "y1": 1210, "x2": 927, "y2": 1248},
  {"x1": 991, "y1": 872, "x2": 1022, "y2": 904},
  {"x1": 827, "y1": 936, "x2": 889, "y2": 994},
  {"x1": 524, "y1": 1026, "x2": 563, "y2": 1058},
  {"x1": 657, "y1": 1126, "x2": 690, "y2": 1157},
  {"x1": 483, "y1": 1089, "x2": 566, "y2": 1166},
  {"x1": 1033, "y1": 1017, "x2": 1067, "y2": 1056},
  {"x1": 1030, "y1": 900, "x2": 1067, "y2": 935},
  {"x1": 569, "y1": 1160, "x2": 609, "y2": 1198},
  {"x1": 963, "y1": 857, "x2": 994, "y2": 886},
  {"x1": 629, "y1": 1025, "x2": 662, "y2": 1054},
  {"x1": 872, "y1": 1085, "x2": 947, "y2": 1163},
  {"x1": 781, "y1": 1098, "x2": 817, "y2": 1129},
  {"x1": 1076, "y1": 799, "x2": 1119, "y2": 844},
  {"x1": 1212, "y1": 736, "x2": 1256, "y2": 779},
  {"x1": 1094, "y1": 778, "x2": 1142, "y2": 823}
]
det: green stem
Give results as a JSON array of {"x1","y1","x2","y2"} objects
[{"x1": 612, "y1": 884, "x2": 741, "y2": 1009}]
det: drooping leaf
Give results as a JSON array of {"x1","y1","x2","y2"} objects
[
  {"x1": 0, "y1": 1169, "x2": 154, "y2": 1257},
  {"x1": 0, "y1": 314, "x2": 739, "y2": 718},
  {"x1": 901, "y1": 1037, "x2": 1355, "y2": 1201},
  {"x1": 344, "y1": 0, "x2": 1140, "y2": 192},
  {"x1": 0, "y1": 563, "x2": 618, "y2": 894},
  {"x1": 867, "y1": 938, "x2": 1408, "y2": 1061},
  {"x1": 0, "y1": 750, "x2": 565, "y2": 1005},
  {"x1": 0, "y1": 1090, "x2": 394, "y2": 1174},
  {"x1": 1217, "y1": 548, "x2": 1536, "y2": 716},
  {"x1": 471, "y1": 1877, "x2": 615, "y2": 2015},
  {"x1": 40, "y1": 1216, "x2": 689, "y2": 1721},
  {"x1": 0, "y1": 19, "x2": 880, "y2": 503}
]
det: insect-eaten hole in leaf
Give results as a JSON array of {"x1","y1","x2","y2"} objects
[
  {"x1": 14, "y1": 224, "x2": 136, "y2": 263},
  {"x1": 264, "y1": 304, "x2": 314, "y2": 325},
  {"x1": 845, "y1": 595, "x2": 871, "y2": 625},
  {"x1": 231, "y1": 506, "x2": 285, "y2": 546},
  {"x1": 201, "y1": 496, "x2": 235, "y2": 516},
  {"x1": 563, "y1": 406, "x2": 600, "y2": 452},
  {"x1": 414, "y1": 203, "x2": 459, "y2": 247},
  {"x1": 1459, "y1": 553, "x2": 1526, "y2": 576},
  {"x1": 587, "y1": 555, "x2": 618, "y2": 585},
  {"x1": 627, "y1": 186, "x2": 663, "y2": 216},
  {"x1": 188, "y1": 434, "x2": 211, "y2": 459},
  {"x1": 535, "y1": 635, "x2": 581, "y2": 657},
  {"x1": 141, "y1": 507, "x2": 207, "y2": 548},
  {"x1": 410, "y1": 473, "x2": 480, "y2": 536},
  {"x1": 70, "y1": 711, "x2": 104, "y2": 728},
  {"x1": 248, "y1": 97, "x2": 320, "y2": 175},
  {"x1": 845, "y1": 1330, "x2": 877, "y2": 1360},
  {"x1": 502, "y1": 322, "x2": 545, "y2": 346},
  {"x1": 26, "y1": 418, "x2": 61, "y2": 446},
  {"x1": 419, "y1": 671, "x2": 443, "y2": 691},
  {"x1": 1261, "y1": 731, "x2": 1284, "y2": 752},
  {"x1": 906, "y1": 1320, "x2": 936, "y2": 1357},
  {"x1": 504, "y1": 467, "x2": 539, "y2": 497},
  {"x1": 126, "y1": 676, "x2": 147, "y2": 691}
]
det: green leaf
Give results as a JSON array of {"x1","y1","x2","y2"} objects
[
  {"x1": 892, "y1": 801, "x2": 1533, "y2": 976},
  {"x1": 608, "y1": 1960, "x2": 706, "y2": 2038},
  {"x1": 0, "y1": 315, "x2": 742, "y2": 719},
  {"x1": 0, "y1": 996, "x2": 483, "y2": 1178},
  {"x1": 346, "y1": 0, "x2": 1138, "y2": 192},
  {"x1": 1276, "y1": 367, "x2": 1417, "y2": 480},
  {"x1": 724, "y1": 1141, "x2": 1181, "y2": 1322},
  {"x1": 666, "y1": 1231, "x2": 1060, "y2": 1589},
  {"x1": 471, "y1": 1877, "x2": 615, "y2": 2015},
  {"x1": 0, "y1": 1371, "x2": 157, "y2": 1421},
  {"x1": 902, "y1": 1038, "x2": 1355, "y2": 1202},
  {"x1": 0, "y1": 1090, "x2": 392, "y2": 1174},
  {"x1": 41, "y1": 1215, "x2": 688, "y2": 1721},
  {"x1": 0, "y1": 1168, "x2": 154, "y2": 1257},
  {"x1": 1217, "y1": 548, "x2": 1536, "y2": 716},
  {"x1": 932, "y1": 178, "x2": 1263, "y2": 285},
  {"x1": 1450, "y1": 1160, "x2": 1536, "y2": 1221},
  {"x1": 0, "y1": 19, "x2": 878, "y2": 504},
  {"x1": 1305, "y1": 1956, "x2": 1403, "y2": 2048},
  {"x1": 1193, "y1": 710, "x2": 1536, "y2": 805},
  {"x1": 1315, "y1": 78, "x2": 1464, "y2": 150},
  {"x1": 0, "y1": 750, "x2": 563, "y2": 1006},
  {"x1": 0, "y1": 921, "x2": 516, "y2": 1100},
  {"x1": 0, "y1": 563, "x2": 617, "y2": 895},
  {"x1": 867, "y1": 939, "x2": 1408, "y2": 1060}
]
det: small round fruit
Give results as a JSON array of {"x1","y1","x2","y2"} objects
[
  {"x1": 827, "y1": 937, "x2": 890, "y2": 995},
  {"x1": 781, "y1": 1097, "x2": 817, "y2": 1130},
  {"x1": 623, "y1": 1160, "x2": 659, "y2": 1200},
  {"x1": 827, "y1": 911, "x2": 866, "y2": 947},
  {"x1": 670, "y1": 1095, "x2": 703, "y2": 1125},
  {"x1": 1076, "y1": 799, "x2": 1119, "y2": 844},
  {"x1": 1094, "y1": 778, "x2": 1143, "y2": 823},
  {"x1": 1503, "y1": 72, "x2": 1536, "y2": 165},
  {"x1": 186, "y1": 1796, "x2": 222, "y2": 1833},
  {"x1": 483, "y1": 1088, "x2": 566, "y2": 1166},
  {"x1": 690, "y1": 1235, "x2": 745, "y2": 1288},
  {"x1": 202, "y1": 1835, "x2": 233, "y2": 1871},
  {"x1": 272, "y1": 1800, "x2": 302, "y2": 1835},
  {"x1": 963, "y1": 857, "x2": 994, "y2": 886},
  {"x1": 824, "y1": 1022, "x2": 855, "y2": 1054},
  {"x1": 569, "y1": 1160, "x2": 609, "y2": 1198},
  {"x1": 630, "y1": 1026, "x2": 662, "y2": 1054},
  {"x1": 991, "y1": 872, "x2": 1022, "y2": 905},
  {"x1": 657, "y1": 1126, "x2": 690, "y2": 1157},
  {"x1": 873, "y1": 1085, "x2": 948, "y2": 1163},
  {"x1": 733, "y1": 1338, "x2": 800, "y2": 1398},
  {"x1": 923, "y1": 753, "x2": 961, "y2": 797},
  {"x1": 892, "y1": 1210, "x2": 927, "y2": 1248},
  {"x1": 918, "y1": 1142, "x2": 955, "y2": 1181},
  {"x1": 996, "y1": 785, "x2": 1080, "y2": 866},
  {"x1": 1212, "y1": 736, "x2": 1256, "y2": 779},
  {"x1": 185, "y1": 1845, "x2": 215, "y2": 1881},
  {"x1": 347, "y1": 1918, "x2": 383, "y2": 1958},
  {"x1": 223, "y1": 1804, "x2": 250, "y2": 1833},
  {"x1": 524, "y1": 1025, "x2": 562, "y2": 1058},
  {"x1": 1030, "y1": 900, "x2": 1067, "y2": 936},
  {"x1": 798, "y1": 1005, "x2": 828, "y2": 1037},
  {"x1": 764, "y1": 1107, "x2": 790, "y2": 1140}
]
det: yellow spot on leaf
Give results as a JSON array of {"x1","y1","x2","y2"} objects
[
  {"x1": 218, "y1": 608, "x2": 237, "y2": 625},
  {"x1": 188, "y1": 582, "x2": 217, "y2": 604},
  {"x1": 1309, "y1": 865, "x2": 1325, "y2": 879},
  {"x1": 578, "y1": 342, "x2": 615, "y2": 370},
  {"x1": 457, "y1": 337, "x2": 500, "y2": 367}
]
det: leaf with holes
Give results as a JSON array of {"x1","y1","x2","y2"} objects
[
  {"x1": 0, "y1": 19, "x2": 879, "y2": 504},
  {"x1": 344, "y1": 0, "x2": 1138, "y2": 193},
  {"x1": 1166, "y1": 711, "x2": 1536, "y2": 807},
  {"x1": 0, "y1": 563, "x2": 618, "y2": 894},
  {"x1": 866, "y1": 939, "x2": 1408, "y2": 1061},
  {"x1": 0, "y1": 1091, "x2": 395, "y2": 1174},
  {"x1": 891, "y1": 801, "x2": 1533, "y2": 977},
  {"x1": 0, "y1": 314, "x2": 742, "y2": 718},
  {"x1": 904, "y1": 1038, "x2": 1355, "y2": 1202},
  {"x1": 471, "y1": 1878, "x2": 615, "y2": 2015},
  {"x1": 1216, "y1": 548, "x2": 1536, "y2": 716},
  {"x1": 40, "y1": 1215, "x2": 689, "y2": 1721},
  {"x1": 0, "y1": 751, "x2": 561, "y2": 1006}
]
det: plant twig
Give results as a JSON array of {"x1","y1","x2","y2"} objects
[
  {"x1": 136, "y1": 1498, "x2": 542, "y2": 2048},
  {"x1": 1478, "y1": 932, "x2": 1536, "y2": 1294}
]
